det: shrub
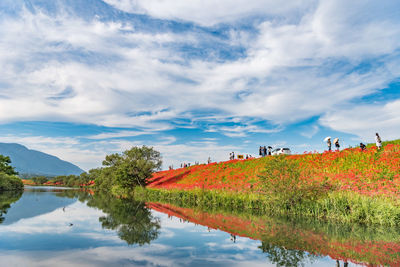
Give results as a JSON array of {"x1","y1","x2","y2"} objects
[
  {"x1": 258, "y1": 156, "x2": 329, "y2": 209},
  {"x1": 0, "y1": 173, "x2": 24, "y2": 191}
]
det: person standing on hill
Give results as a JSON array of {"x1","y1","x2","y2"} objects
[
  {"x1": 263, "y1": 146, "x2": 267, "y2": 157},
  {"x1": 259, "y1": 146, "x2": 263, "y2": 157},
  {"x1": 268, "y1": 146, "x2": 272, "y2": 155},
  {"x1": 375, "y1": 133, "x2": 382, "y2": 150},
  {"x1": 334, "y1": 138, "x2": 340, "y2": 151},
  {"x1": 327, "y1": 138, "x2": 332, "y2": 151}
]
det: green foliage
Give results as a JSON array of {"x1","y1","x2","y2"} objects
[
  {"x1": 96, "y1": 146, "x2": 162, "y2": 192},
  {"x1": 31, "y1": 176, "x2": 48, "y2": 185},
  {"x1": 0, "y1": 172, "x2": 23, "y2": 192},
  {"x1": 49, "y1": 172, "x2": 93, "y2": 187},
  {"x1": 0, "y1": 155, "x2": 18, "y2": 175},
  {"x1": 258, "y1": 156, "x2": 328, "y2": 209}
]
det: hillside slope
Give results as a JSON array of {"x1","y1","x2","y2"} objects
[
  {"x1": 148, "y1": 140, "x2": 400, "y2": 197},
  {"x1": 0, "y1": 143, "x2": 84, "y2": 177}
]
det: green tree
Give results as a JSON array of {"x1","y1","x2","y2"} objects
[
  {"x1": 101, "y1": 146, "x2": 162, "y2": 189},
  {"x1": 0, "y1": 155, "x2": 18, "y2": 175}
]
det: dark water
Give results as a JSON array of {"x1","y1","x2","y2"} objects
[{"x1": 0, "y1": 187, "x2": 398, "y2": 266}]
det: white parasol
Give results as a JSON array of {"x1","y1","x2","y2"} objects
[
  {"x1": 333, "y1": 138, "x2": 339, "y2": 143},
  {"x1": 323, "y1": 136, "x2": 331, "y2": 142}
]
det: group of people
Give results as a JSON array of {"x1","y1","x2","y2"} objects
[
  {"x1": 325, "y1": 137, "x2": 340, "y2": 151},
  {"x1": 360, "y1": 133, "x2": 382, "y2": 151},
  {"x1": 228, "y1": 153, "x2": 254, "y2": 160},
  {"x1": 259, "y1": 146, "x2": 272, "y2": 157},
  {"x1": 326, "y1": 133, "x2": 383, "y2": 152}
]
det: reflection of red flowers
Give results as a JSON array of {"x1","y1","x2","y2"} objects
[
  {"x1": 147, "y1": 202, "x2": 400, "y2": 266},
  {"x1": 147, "y1": 144, "x2": 400, "y2": 198}
]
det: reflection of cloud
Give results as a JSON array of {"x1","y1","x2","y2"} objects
[
  {"x1": 0, "y1": 202, "x2": 104, "y2": 235},
  {"x1": 0, "y1": 199, "x2": 342, "y2": 266},
  {"x1": 0, "y1": 244, "x2": 275, "y2": 267}
]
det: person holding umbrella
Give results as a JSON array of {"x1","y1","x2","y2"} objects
[
  {"x1": 334, "y1": 138, "x2": 340, "y2": 151},
  {"x1": 324, "y1": 137, "x2": 332, "y2": 151}
]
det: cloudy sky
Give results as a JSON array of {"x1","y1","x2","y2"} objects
[{"x1": 0, "y1": 0, "x2": 399, "y2": 170}]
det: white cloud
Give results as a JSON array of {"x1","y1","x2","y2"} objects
[
  {"x1": 103, "y1": 0, "x2": 315, "y2": 26},
  {"x1": 1, "y1": 0, "x2": 400, "y2": 168},
  {"x1": 86, "y1": 130, "x2": 152, "y2": 140},
  {"x1": 1, "y1": 2, "x2": 400, "y2": 130},
  {"x1": 320, "y1": 99, "x2": 400, "y2": 142}
]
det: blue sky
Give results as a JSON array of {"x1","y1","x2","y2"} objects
[{"x1": 0, "y1": 0, "x2": 399, "y2": 170}]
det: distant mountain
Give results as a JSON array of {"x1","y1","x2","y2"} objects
[{"x1": 0, "y1": 143, "x2": 84, "y2": 177}]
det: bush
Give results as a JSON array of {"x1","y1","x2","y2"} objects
[
  {"x1": 258, "y1": 156, "x2": 328, "y2": 209},
  {"x1": 0, "y1": 173, "x2": 24, "y2": 191}
]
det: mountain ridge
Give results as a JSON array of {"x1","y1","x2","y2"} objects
[{"x1": 0, "y1": 142, "x2": 84, "y2": 177}]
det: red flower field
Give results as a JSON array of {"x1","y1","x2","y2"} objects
[{"x1": 148, "y1": 142, "x2": 400, "y2": 198}]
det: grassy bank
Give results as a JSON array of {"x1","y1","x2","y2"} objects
[
  {"x1": 141, "y1": 140, "x2": 400, "y2": 225},
  {"x1": 135, "y1": 187, "x2": 400, "y2": 225}
]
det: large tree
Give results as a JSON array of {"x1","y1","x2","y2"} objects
[{"x1": 102, "y1": 146, "x2": 162, "y2": 189}]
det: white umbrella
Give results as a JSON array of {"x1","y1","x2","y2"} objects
[
  {"x1": 323, "y1": 136, "x2": 331, "y2": 142},
  {"x1": 333, "y1": 138, "x2": 339, "y2": 143}
]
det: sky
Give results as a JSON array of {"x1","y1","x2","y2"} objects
[{"x1": 0, "y1": 0, "x2": 399, "y2": 171}]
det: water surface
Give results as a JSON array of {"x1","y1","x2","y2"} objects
[{"x1": 0, "y1": 187, "x2": 398, "y2": 266}]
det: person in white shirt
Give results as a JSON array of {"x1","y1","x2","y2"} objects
[{"x1": 375, "y1": 133, "x2": 382, "y2": 150}]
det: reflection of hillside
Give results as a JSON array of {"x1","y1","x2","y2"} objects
[
  {"x1": 147, "y1": 202, "x2": 400, "y2": 266},
  {"x1": 0, "y1": 191, "x2": 22, "y2": 224},
  {"x1": 0, "y1": 190, "x2": 75, "y2": 225}
]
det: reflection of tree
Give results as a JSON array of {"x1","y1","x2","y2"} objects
[
  {"x1": 259, "y1": 242, "x2": 316, "y2": 267},
  {"x1": 0, "y1": 190, "x2": 22, "y2": 224},
  {"x1": 86, "y1": 193, "x2": 160, "y2": 245},
  {"x1": 258, "y1": 219, "x2": 321, "y2": 267}
]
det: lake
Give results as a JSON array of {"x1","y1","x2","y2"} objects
[{"x1": 0, "y1": 187, "x2": 398, "y2": 266}]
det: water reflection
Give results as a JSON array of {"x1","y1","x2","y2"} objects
[
  {"x1": 0, "y1": 190, "x2": 22, "y2": 224},
  {"x1": 1, "y1": 188, "x2": 399, "y2": 266},
  {"x1": 52, "y1": 190, "x2": 162, "y2": 246},
  {"x1": 86, "y1": 193, "x2": 161, "y2": 246},
  {"x1": 147, "y1": 202, "x2": 400, "y2": 266}
]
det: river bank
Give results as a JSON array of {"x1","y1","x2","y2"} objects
[{"x1": 138, "y1": 140, "x2": 400, "y2": 225}]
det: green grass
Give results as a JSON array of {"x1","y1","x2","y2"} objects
[{"x1": 134, "y1": 187, "x2": 400, "y2": 226}]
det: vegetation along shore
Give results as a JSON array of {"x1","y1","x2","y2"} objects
[{"x1": 139, "y1": 140, "x2": 400, "y2": 225}]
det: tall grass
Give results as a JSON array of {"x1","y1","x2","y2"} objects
[{"x1": 134, "y1": 187, "x2": 400, "y2": 226}]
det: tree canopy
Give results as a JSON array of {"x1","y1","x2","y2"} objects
[{"x1": 95, "y1": 146, "x2": 162, "y2": 192}]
